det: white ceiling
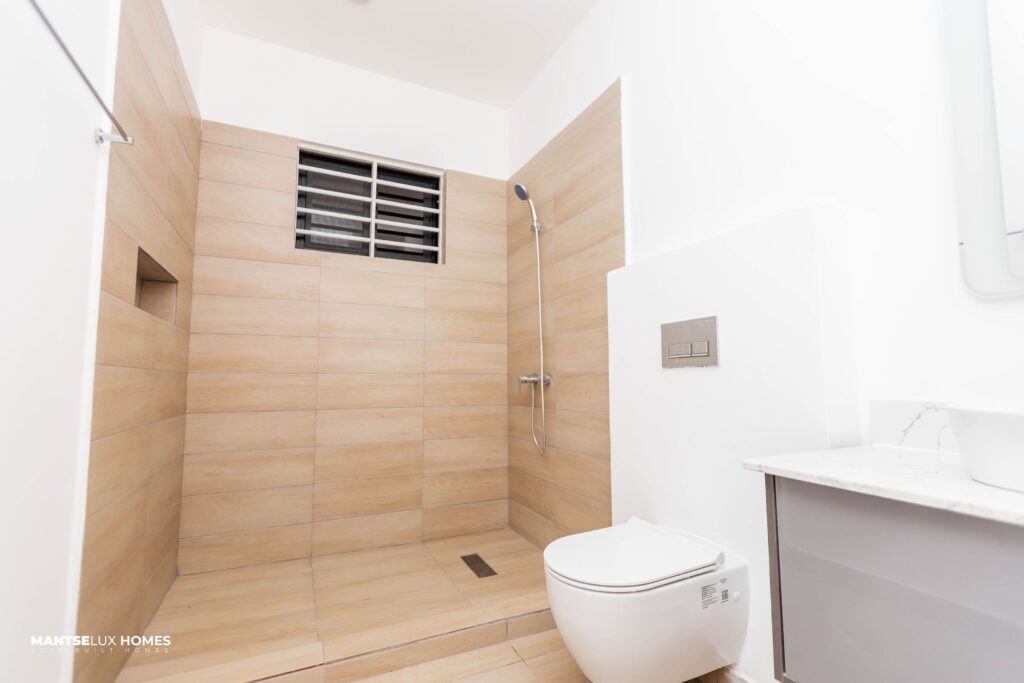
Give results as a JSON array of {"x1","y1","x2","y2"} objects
[{"x1": 197, "y1": 0, "x2": 597, "y2": 107}]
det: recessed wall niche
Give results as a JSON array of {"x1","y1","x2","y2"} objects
[{"x1": 135, "y1": 248, "x2": 178, "y2": 324}]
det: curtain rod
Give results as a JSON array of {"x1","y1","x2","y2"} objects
[{"x1": 27, "y1": 0, "x2": 133, "y2": 145}]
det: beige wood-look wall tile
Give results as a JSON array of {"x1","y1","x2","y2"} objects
[
  {"x1": 87, "y1": 416, "x2": 184, "y2": 515},
  {"x1": 445, "y1": 171, "x2": 505, "y2": 197},
  {"x1": 319, "y1": 303, "x2": 424, "y2": 340},
  {"x1": 110, "y1": 71, "x2": 194, "y2": 250},
  {"x1": 507, "y1": 304, "x2": 555, "y2": 346},
  {"x1": 316, "y1": 374, "x2": 423, "y2": 409},
  {"x1": 554, "y1": 488, "x2": 610, "y2": 533},
  {"x1": 543, "y1": 235, "x2": 623, "y2": 302},
  {"x1": 317, "y1": 338, "x2": 424, "y2": 374},
  {"x1": 509, "y1": 468, "x2": 560, "y2": 521},
  {"x1": 554, "y1": 149, "x2": 623, "y2": 226},
  {"x1": 176, "y1": 278, "x2": 193, "y2": 332},
  {"x1": 91, "y1": 366, "x2": 186, "y2": 439},
  {"x1": 422, "y1": 500, "x2": 508, "y2": 541},
  {"x1": 76, "y1": 550, "x2": 144, "y2": 643},
  {"x1": 425, "y1": 310, "x2": 506, "y2": 343},
  {"x1": 79, "y1": 487, "x2": 146, "y2": 594},
  {"x1": 508, "y1": 501, "x2": 567, "y2": 549},
  {"x1": 106, "y1": 154, "x2": 192, "y2": 280},
  {"x1": 187, "y1": 373, "x2": 317, "y2": 413},
  {"x1": 543, "y1": 195, "x2": 623, "y2": 268},
  {"x1": 144, "y1": 459, "x2": 184, "y2": 533},
  {"x1": 189, "y1": 334, "x2": 318, "y2": 374},
  {"x1": 194, "y1": 255, "x2": 319, "y2": 301},
  {"x1": 548, "y1": 410, "x2": 610, "y2": 458},
  {"x1": 423, "y1": 437, "x2": 507, "y2": 474},
  {"x1": 312, "y1": 509, "x2": 421, "y2": 556},
  {"x1": 444, "y1": 218, "x2": 506, "y2": 256},
  {"x1": 553, "y1": 374, "x2": 609, "y2": 415},
  {"x1": 316, "y1": 408, "x2": 423, "y2": 446},
  {"x1": 315, "y1": 441, "x2": 423, "y2": 482},
  {"x1": 552, "y1": 328, "x2": 607, "y2": 374},
  {"x1": 554, "y1": 450, "x2": 610, "y2": 503},
  {"x1": 191, "y1": 294, "x2": 319, "y2": 336},
  {"x1": 178, "y1": 523, "x2": 311, "y2": 574},
  {"x1": 202, "y1": 121, "x2": 298, "y2": 158},
  {"x1": 180, "y1": 485, "x2": 313, "y2": 538},
  {"x1": 185, "y1": 411, "x2": 316, "y2": 454},
  {"x1": 119, "y1": 0, "x2": 200, "y2": 175},
  {"x1": 424, "y1": 342, "x2": 507, "y2": 375},
  {"x1": 423, "y1": 467, "x2": 507, "y2": 507},
  {"x1": 319, "y1": 250, "x2": 432, "y2": 277},
  {"x1": 198, "y1": 178, "x2": 295, "y2": 228},
  {"x1": 434, "y1": 249, "x2": 507, "y2": 285},
  {"x1": 200, "y1": 142, "x2": 297, "y2": 193},
  {"x1": 423, "y1": 374, "x2": 506, "y2": 406},
  {"x1": 182, "y1": 447, "x2": 315, "y2": 496},
  {"x1": 321, "y1": 268, "x2": 425, "y2": 308},
  {"x1": 96, "y1": 293, "x2": 189, "y2": 372},
  {"x1": 554, "y1": 285, "x2": 607, "y2": 334},
  {"x1": 423, "y1": 406, "x2": 508, "y2": 440},
  {"x1": 508, "y1": 437, "x2": 557, "y2": 484},
  {"x1": 101, "y1": 221, "x2": 138, "y2": 303},
  {"x1": 424, "y1": 278, "x2": 506, "y2": 312},
  {"x1": 313, "y1": 476, "x2": 422, "y2": 520},
  {"x1": 195, "y1": 216, "x2": 319, "y2": 266},
  {"x1": 446, "y1": 188, "x2": 505, "y2": 226}
]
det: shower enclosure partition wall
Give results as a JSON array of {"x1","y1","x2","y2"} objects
[{"x1": 515, "y1": 183, "x2": 552, "y2": 454}]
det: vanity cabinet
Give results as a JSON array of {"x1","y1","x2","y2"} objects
[{"x1": 763, "y1": 475, "x2": 1024, "y2": 683}]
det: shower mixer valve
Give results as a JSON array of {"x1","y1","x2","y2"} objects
[{"x1": 517, "y1": 373, "x2": 552, "y2": 386}]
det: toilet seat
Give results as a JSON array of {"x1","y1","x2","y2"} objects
[{"x1": 543, "y1": 518, "x2": 724, "y2": 594}]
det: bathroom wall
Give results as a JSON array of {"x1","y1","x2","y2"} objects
[
  {"x1": 509, "y1": 0, "x2": 1024, "y2": 409},
  {"x1": 506, "y1": 83, "x2": 624, "y2": 548},
  {"x1": 1, "y1": 1, "x2": 120, "y2": 681},
  {"x1": 195, "y1": 28, "x2": 508, "y2": 179},
  {"x1": 75, "y1": 0, "x2": 201, "y2": 681},
  {"x1": 179, "y1": 122, "x2": 509, "y2": 574}
]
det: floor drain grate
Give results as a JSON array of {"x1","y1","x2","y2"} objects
[{"x1": 460, "y1": 553, "x2": 497, "y2": 578}]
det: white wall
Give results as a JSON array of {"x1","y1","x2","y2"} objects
[
  {"x1": 0, "y1": 0, "x2": 120, "y2": 680},
  {"x1": 609, "y1": 214, "x2": 860, "y2": 683},
  {"x1": 199, "y1": 28, "x2": 509, "y2": 178},
  {"x1": 510, "y1": 0, "x2": 1024, "y2": 680}
]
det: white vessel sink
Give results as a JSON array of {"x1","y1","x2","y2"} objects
[{"x1": 949, "y1": 406, "x2": 1024, "y2": 493}]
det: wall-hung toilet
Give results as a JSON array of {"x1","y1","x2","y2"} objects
[{"x1": 544, "y1": 518, "x2": 749, "y2": 683}]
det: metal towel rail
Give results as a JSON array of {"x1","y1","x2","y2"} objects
[{"x1": 27, "y1": 0, "x2": 133, "y2": 145}]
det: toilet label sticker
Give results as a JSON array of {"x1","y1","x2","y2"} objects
[{"x1": 701, "y1": 578, "x2": 729, "y2": 609}]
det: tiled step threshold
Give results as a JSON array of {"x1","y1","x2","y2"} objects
[{"x1": 261, "y1": 610, "x2": 556, "y2": 682}]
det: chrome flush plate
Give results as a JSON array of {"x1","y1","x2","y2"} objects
[{"x1": 661, "y1": 316, "x2": 719, "y2": 368}]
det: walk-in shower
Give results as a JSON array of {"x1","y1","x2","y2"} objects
[{"x1": 515, "y1": 183, "x2": 551, "y2": 454}]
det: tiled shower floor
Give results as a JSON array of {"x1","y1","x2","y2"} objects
[{"x1": 115, "y1": 528, "x2": 581, "y2": 682}]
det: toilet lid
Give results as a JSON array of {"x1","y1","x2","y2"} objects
[{"x1": 543, "y1": 518, "x2": 724, "y2": 590}]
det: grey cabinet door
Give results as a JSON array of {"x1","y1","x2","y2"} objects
[{"x1": 775, "y1": 477, "x2": 1024, "y2": 683}]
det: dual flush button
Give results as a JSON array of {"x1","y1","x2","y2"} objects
[
  {"x1": 661, "y1": 316, "x2": 718, "y2": 368},
  {"x1": 668, "y1": 340, "x2": 709, "y2": 359}
]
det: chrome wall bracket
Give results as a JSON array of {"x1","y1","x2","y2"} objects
[{"x1": 94, "y1": 128, "x2": 134, "y2": 145}]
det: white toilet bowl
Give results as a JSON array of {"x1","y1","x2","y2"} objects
[{"x1": 544, "y1": 518, "x2": 748, "y2": 683}]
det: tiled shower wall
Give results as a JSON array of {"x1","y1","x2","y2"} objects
[
  {"x1": 507, "y1": 82, "x2": 624, "y2": 547},
  {"x1": 178, "y1": 123, "x2": 510, "y2": 574},
  {"x1": 76, "y1": 0, "x2": 201, "y2": 681}
]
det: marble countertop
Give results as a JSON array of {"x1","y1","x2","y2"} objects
[{"x1": 743, "y1": 445, "x2": 1024, "y2": 527}]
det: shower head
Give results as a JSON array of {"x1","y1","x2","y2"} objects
[{"x1": 514, "y1": 183, "x2": 540, "y2": 230}]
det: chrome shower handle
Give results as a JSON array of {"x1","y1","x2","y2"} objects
[{"x1": 517, "y1": 373, "x2": 552, "y2": 385}]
